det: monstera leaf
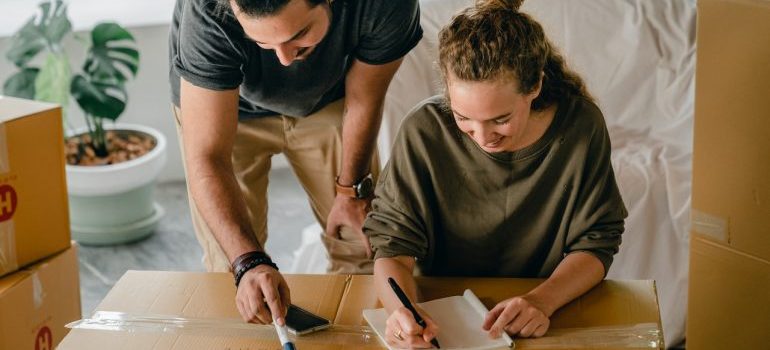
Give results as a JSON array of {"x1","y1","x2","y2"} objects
[
  {"x1": 34, "y1": 52, "x2": 71, "y2": 110},
  {"x1": 71, "y1": 75, "x2": 127, "y2": 120},
  {"x1": 82, "y1": 23, "x2": 139, "y2": 83},
  {"x1": 2, "y1": 68, "x2": 40, "y2": 99},
  {"x1": 5, "y1": 1, "x2": 71, "y2": 67}
]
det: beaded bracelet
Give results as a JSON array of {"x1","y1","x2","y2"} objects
[{"x1": 232, "y1": 251, "x2": 279, "y2": 287}]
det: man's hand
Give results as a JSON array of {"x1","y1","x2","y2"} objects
[
  {"x1": 385, "y1": 305, "x2": 440, "y2": 349},
  {"x1": 235, "y1": 265, "x2": 291, "y2": 325},
  {"x1": 324, "y1": 193, "x2": 372, "y2": 258},
  {"x1": 482, "y1": 294, "x2": 551, "y2": 338}
]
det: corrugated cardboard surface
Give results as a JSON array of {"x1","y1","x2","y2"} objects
[
  {"x1": 338, "y1": 275, "x2": 661, "y2": 332},
  {"x1": 0, "y1": 245, "x2": 81, "y2": 350},
  {"x1": 0, "y1": 96, "x2": 71, "y2": 277},
  {"x1": 688, "y1": 236, "x2": 770, "y2": 349},
  {"x1": 688, "y1": 0, "x2": 770, "y2": 348},
  {"x1": 60, "y1": 272, "x2": 662, "y2": 350},
  {"x1": 58, "y1": 272, "x2": 352, "y2": 350},
  {"x1": 691, "y1": 0, "x2": 770, "y2": 260}
]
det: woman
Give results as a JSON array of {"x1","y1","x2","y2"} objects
[{"x1": 364, "y1": 0, "x2": 627, "y2": 348}]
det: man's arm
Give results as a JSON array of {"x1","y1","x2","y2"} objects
[
  {"x1": 325, "y1": 58, "x2": 404, "y2": 251},
  {"x1": 179, "y1": 78, "x2": 289, "y2": 326},
  {"x1": 179, "y1": 78, "x2": 261, "y2": 259}
]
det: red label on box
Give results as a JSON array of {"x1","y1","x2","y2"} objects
[
  {"x1": 35, "y1": 326, "x2": 52, "y2": 350},
  {"x1": 0, "y1": 184, "x2": 17, "y2": 222}
]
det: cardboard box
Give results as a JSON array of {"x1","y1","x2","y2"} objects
[
  {"x1": 59, "y1": 272, "x2": 353, "y2": 350},
  {"x1": 688, "y1": 237, "x2": 770, "y2": 349},
  {"x1": 339, "y1": 275, "x2": 663, "y2": 349},
  {"x1": 0, "y1": 244, "x2": 81, "y2": 350},
  {"x1": 688, "y1": 0, "x2": 770, "y2": 349},
  {"x1": 690, "y1": 0, "x2": 770, "y2": 259},
  {"x1": 59, "y1": 272, "x2": 662, "y2": 349},
  {"x1": 0, "y1": 96, "x2": 71, "y2": 277}
]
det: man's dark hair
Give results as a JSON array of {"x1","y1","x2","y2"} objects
[{"x1": 219, "y1": 0, "x2": 327, "y2": 18}]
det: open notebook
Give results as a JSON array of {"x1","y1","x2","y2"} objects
[{"x1": 363, "y1": 289, "x2": 515, "y2": 350}]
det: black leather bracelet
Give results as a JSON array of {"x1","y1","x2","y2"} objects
[{"x1": 232, "y1": 251, "x2": 279, "y2": 287}]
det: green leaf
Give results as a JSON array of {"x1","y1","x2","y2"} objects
[
  {"x1": 2, "y1": 68, "x2": 40, "y2": 99},
  {"x1": 91, "y1": 22, "x2": 134, "y2": 46},
  {"x1": 5, "y1": 1, "x2": 72, "y2": 67},
  {"x1": 83, "y1": 23, "x2": 139, "y2": 82},
  {"x1": 34, "y1": 52, "x2": 71, "y2": 110},
  {"x1": 5, "y1": 17, "x2": 47, "y2": 67},
  {"x1": 71, "y1": 75, "x2": 127, "y2": 120},
  {"x1": 41, "y1": 0, "x2": 72, "y2": 46}
]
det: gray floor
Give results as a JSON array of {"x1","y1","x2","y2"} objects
[{"x1": 77, "y1": 167, "x2": 316, "y2": 316}]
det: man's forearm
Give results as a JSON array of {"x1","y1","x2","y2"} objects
[
  {"x1": 337, "y1": 104, "x2": 382, "y2": 185},
  {"x1": 338, "y1": 58, "x2": 404, "y2": 185},
  {"x1": 188, "y1": 156, "x2": 262, "y2": 263}
]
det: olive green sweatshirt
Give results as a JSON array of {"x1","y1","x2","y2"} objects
[{"x1": 364, "y1": 95, "x2": 627, "y2": 277}]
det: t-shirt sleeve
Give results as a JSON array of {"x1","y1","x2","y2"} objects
[
  {"x1": 364, "y1": 107, "x2": 432, "y2": 261},
  {"x1": 354, "y1": 0, "x2": 423, "y2": 65},
  {"x1": 173, "y1": 0, "x2": 245, "y2": 90},
  {"x1": 565, "y1": 108, "x2": 628, "y2": 276}
]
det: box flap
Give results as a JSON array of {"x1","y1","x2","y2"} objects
[{"x1": 0, "y1": 96, "x2": 58, "y2": 123}]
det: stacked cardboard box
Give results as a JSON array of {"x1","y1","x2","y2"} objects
[
  {"x1": 687, "y1": 1, "x2": 770, "y2": 349},
  {"x1": 59, "y1": 271, "x2": 663, "y2": 349},
  {"x1": 0, "y1": 246, "x2": 81, "y2": 349},
  {"x1": 0, "y1": 96, "x2": 71, "y2": 277},
  {"x1": 0, "y1": 96, "x2": 81, "y2": 349}
]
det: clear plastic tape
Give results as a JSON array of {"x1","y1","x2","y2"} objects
[
  {"x1": 68, "y1": 312, "x2": 662, "y2": 349},
  {"x1": 514, "y1": 323, "x2": 662, "y2": 349},
  {"x1": 67, "y1": 311, "x2": 380, "y2": 346},
  {"x1": 0, "y1": 219, "x2": 18, "y2": 276}
]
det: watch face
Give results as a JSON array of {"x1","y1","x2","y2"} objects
[{"x1": 356, "y1": 177, "x2": 374, "y2": 198}]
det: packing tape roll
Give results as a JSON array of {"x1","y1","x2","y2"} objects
[{"x1": 67, "y1": 311, "x2": 662, "y2": 349}]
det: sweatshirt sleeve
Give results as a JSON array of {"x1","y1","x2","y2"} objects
[
  {"x1": 564, "y1": 107, "x2": 627, "y2": 275},
  {"x1": 364, "y1": 106, "x2": 434, "y2": 261}
]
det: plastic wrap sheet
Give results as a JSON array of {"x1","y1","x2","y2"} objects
[{"x1": 68, "y1": 311, "x2": 663, "y2": 349}]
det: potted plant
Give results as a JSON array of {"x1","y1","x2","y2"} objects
[{"x1": 3, "y1": 0, "x2": 166, "y2": 245}]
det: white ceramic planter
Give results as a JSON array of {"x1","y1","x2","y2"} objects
[{"x1": 66, "y1": 123, "x2": 167, "y2": 245}]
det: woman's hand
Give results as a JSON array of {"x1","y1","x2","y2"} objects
[
  {"x1": 385, "y1": 305, "x2": 440, "y2": 349},
  {"x1": 483, "y1": 294, "x2": 551, "y2": 338}
]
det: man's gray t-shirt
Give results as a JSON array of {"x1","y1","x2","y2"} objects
[{"x1": 169, "y1": 0, "x2": 422, "y2": 118}]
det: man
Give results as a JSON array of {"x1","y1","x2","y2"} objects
[{"x1": 168, "y1": 0, "x2": 422, "y2": 326}]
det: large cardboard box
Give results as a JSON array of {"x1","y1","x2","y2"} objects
[
  {"x1": 688, "y1": 0, "x2": 770, "y2": 348},
  {"x1": 688, "y1": 237, "x2": 770, "y2": 349},
  {"x1": 0, "y1": 96, "x2": 71, "y2": 277},
  {"x1": 59, "y1": 272, "x2": 352, "y2": 350},
  {"x1": 59, "y1": 272, "x2": 662, "y2": 349},
  {"x1": 338, "y1": 276, "x2": 663, "y2": 349},
  {"x1": 0, "y1": 245, "x2": 81, "y2": 350}
]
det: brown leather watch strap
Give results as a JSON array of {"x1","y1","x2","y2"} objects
[{"x1": 335, "y1": 177, "x2": 358, "y2": 198}]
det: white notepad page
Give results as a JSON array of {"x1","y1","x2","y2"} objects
[{"x1": 363, "y1": 289, "x2": 515, "y2": 350}]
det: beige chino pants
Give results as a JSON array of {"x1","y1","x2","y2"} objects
[{"x1": 173, "y1": 99, "x2": 377, "y2": 274}]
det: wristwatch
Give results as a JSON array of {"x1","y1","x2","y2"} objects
[{"x1": 335, "y1": 174, "x2": 374, "y2": 199}]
